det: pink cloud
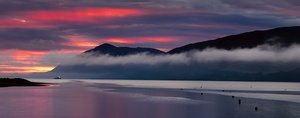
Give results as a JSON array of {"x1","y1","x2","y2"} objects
[
  {"x1": 106, "y1": 36, "x2": 178, "y2": 44},
  {"x1": 0, "y1": 7, "x2": 149, "y2": 28},
  {"x1": 27, "y1": 7, "x2": 148, "y2": 23}
]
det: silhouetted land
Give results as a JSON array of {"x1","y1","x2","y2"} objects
[
  {"x1": 0, "y1": 78, "x2": 47, "y2": 87},
  {"x1": 84, "y1": 43, "x2": 165, "y2": 56},
  {"x1": 168, "y1": 26, "x2": 300, "y2": 54}
]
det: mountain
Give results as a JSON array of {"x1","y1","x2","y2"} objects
[
  {"x1": 84, "y1": 43, "x2": 165, "y2": 56},
  {"x1": 168, "y1": 26, "x2": 300, "y2": 54},
  {"x1": 33, "y1": 26, "x2": 300, "y2": 82}
]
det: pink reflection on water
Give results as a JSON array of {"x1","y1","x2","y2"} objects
[
  {"x1": 0, "y1": 87, "x2": 54, "y2": 118},
  {"x1": 0, "y1": 83, "x2": 99, "y2": 118},
  {"x1": 30, "y1": 88, "x2": 54, "y2": 118},
  {"x1": 50, "y1": 83, "x2": 98, "y2": 118}
]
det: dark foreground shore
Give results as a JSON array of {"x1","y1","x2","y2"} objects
[{"x1": 0, "y1": 78, "x2": 48, "y2": 87}]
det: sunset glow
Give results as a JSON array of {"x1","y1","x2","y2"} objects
[
  {"x1": 0, "y1": 50, "x2": 76, "y2": 74},
  {"x1": 61, "y1": 35, "x2": 100, "y2": 48},
  {"x1": 106, "y1": 37, "x2": 178, "y2": 44},
  {"x1": 106, "y1": 38, "x2": 135, "y2": 44},
  {"x1": 10, "y1": 50, "x2": 48, "y2": 61},
  {"x1": 0, "y1": 65, "x2": 55, "y2": 74},
  {"x1": 0, "y1": 0, "x2": 299, "y2": 75},
  {"x1": 143, "y1": 37, "x2": 177, "y2": 42},
  {"x1": 27, "y1": 8, "x2": 147, "y2": 23}
]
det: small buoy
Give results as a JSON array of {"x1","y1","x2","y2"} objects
[
  {"x1": 180, "y1": 88, "x2": 183, "y2": 90},
  {"x1": 238, "y1": 99, "x2": 241, "y2": 104},
  {"x1": 232, "y1": 96, "x2": 234, "y2": 98},
  {"x1": 222, "y1": 90, "x2": 225, "y2": 92},
  {"x1": 201, "y1": 93, "x2": 203, "y2": 95},
  {"x1": 255, "y1": 107, "x2": 258, "y2": 111}
]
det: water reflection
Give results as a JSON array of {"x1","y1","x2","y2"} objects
[
  {"x1": 0, "y1": 83, "x2": 98, "y2": 118},
  {"x1": 0, "y1": 80, "x2": 300, "y2": 118},
  {"x1": 0, "y1": 87, "x2": 54, "y2": 118},
  {"x1": 51, "y1": 83, "x2": 97, "y2": 118}
]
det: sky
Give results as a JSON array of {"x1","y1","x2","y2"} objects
[{"x1": 1, "y1": 0, "x2": 300, "y2": 75}]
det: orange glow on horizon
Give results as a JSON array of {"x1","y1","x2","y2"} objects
[
  {"x1": 11, "y1": 50, "x2": 48, "y2": 61},
  {"x1": 106, "y1": 38, "x2": 135, "y2": 44},
  {"x1": 25, "y1": 66, "x2": 55, "y2": 73},
  {"x1": 0, "y1": 65, "x2": 55, "y2": 74},
  {"x1": 62, "y1": 41, "x2": 99, "y2": 47},
  {"x1": 0, "y1": 49, "x2": 80, "y2": 74},
  {"x1": 61, "y1": 35, "x2": 100, "y2": 49},
  {"x1": 143, "y1": 37, "x2": 175, "y2": 42},
  {"x1": 2, "y1": 50, "x2": 55, "y2": 74}
]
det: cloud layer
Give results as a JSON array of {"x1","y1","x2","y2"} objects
[
  {"x1": 42, "y1": 44, "x2": 300, "y2": 79},
  {"x1": 57, "y1": 44, "x2": 300, "y2": 65}
]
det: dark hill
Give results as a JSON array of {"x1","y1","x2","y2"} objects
[
  {"x1": 84, "y1": 43, "x2": 165, "y2": 56},
  {"x1": 168, "y1": 26, "x2": 300, "y2": 54},
  {"x1": 0, "y1": 78, "x2": 47, "y2": 87}
]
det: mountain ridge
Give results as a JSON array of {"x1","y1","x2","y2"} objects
[
  {"x1": 84, "y1": 43, "x2": 165, "y2": 56},
  {"x1": 168, "y1": 26, "x2": 300, "y2": 54},
  {"x1": 84, "y1": 26, "x2": 300, "y2": 56}
]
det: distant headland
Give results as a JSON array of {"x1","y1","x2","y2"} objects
[{"x1": 0, "y1": 78, "x2": 48, "y2": 87}]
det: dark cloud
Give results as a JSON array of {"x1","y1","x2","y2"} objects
[
  {"x1": 221, "y1": 0, "x2": 298, "y2": 10},
  {"x1": 285, "y1": 0, "x2": 300, "y2": 6},
  {"x1": 205, "y1": 14, "x2": 286, "y2": 28},
  {"x1": 0, "y1": 28, "x2": 74, "y2": 51},
  {"x1": 0, "y1": 0, "x2": 59, "y2": 14}
]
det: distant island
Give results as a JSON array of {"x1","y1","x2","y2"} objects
[{"x1": 0, "y1": 78, "x2": 48, "y2": 87}]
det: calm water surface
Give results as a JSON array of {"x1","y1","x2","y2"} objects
[{"x1": 0, "y1": 79, "x2": 299, "y2": 118}]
